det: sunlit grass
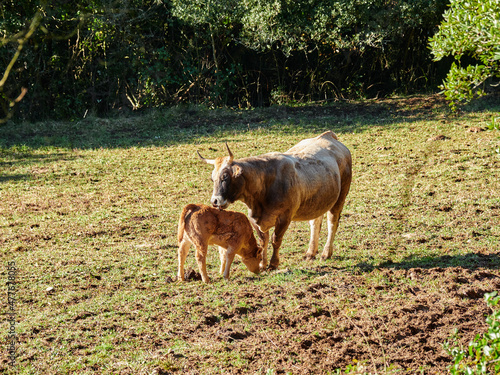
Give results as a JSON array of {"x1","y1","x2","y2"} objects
[{"x1": 1, "y1": 96, "x2": 499, "y2": 374}]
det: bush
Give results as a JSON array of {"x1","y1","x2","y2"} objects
[
  {"x1": 429, "y1": 0, "x2": 500, "y2": 111},
  {"x1": 2, "y1": 0, "x2": 450, "y2": 121}
]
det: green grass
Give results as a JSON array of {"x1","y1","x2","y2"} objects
[{"x1": 1, "y1": 95, "x2": 500, "y2": 374}]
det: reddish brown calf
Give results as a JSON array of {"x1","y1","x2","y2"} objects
[{"x1": 177, "y1": 204, "x2": 263, "y2": 283}]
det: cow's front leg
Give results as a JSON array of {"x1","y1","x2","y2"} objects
[
  {"x1": 250, "y1": 218, "x2": 269, "y2": 271},
  {"x1": 305, "y1": 216, "x2": 323, "y2": 260},
  {"x1": 269, "y1": 216, "x2": 291, "y2": 270}
]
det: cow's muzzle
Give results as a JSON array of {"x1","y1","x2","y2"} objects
[{"x1": 211, "y1": 196, "x2": 229, "y2": 209}]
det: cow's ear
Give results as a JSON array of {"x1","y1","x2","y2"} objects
[{"x1": 232, "y1": 165, "x2": 243, "y2": 178}]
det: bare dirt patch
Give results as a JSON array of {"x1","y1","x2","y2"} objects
[{"x1": 158, "y1": 264, "x2": 497, "y2": 374}]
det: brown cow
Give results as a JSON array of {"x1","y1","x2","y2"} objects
[
  {"x1": 177, "y1": 204, "x2": 263, "y2": 283},
  {"x1": 198, "y1": 131, "x2": 352, "y2": 270}
]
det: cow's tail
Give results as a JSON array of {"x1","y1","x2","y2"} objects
[{"x1": 177, "y1": 204, "x2": 200, "y2": 244}]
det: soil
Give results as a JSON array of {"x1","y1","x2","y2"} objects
[
  {"x1": 184, "y1": 268, "x2": 203, "y2": 282},
  {"x1": 163, "y1": 262, "x2": 499, "y2": 374}
]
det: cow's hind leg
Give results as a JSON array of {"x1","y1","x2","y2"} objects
[
  {"x1": 305, "y1": 216, "x2": 323, "y2": 260},
  {"x1": 321, "y1": 190, "x2": 349, "y2": 260},
  {"x1": 177, "y1": 238, "x2": 191, "y2": 281}
]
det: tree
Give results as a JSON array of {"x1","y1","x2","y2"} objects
[
  {"x1": 0, "y1": 9, "x2": 41, "y2": 124},
  {"x1": 429, "y1": 0, "x2": 500, "y2": 111},
  {"x1": 0, "y1": 0, "x2": 89, "y2": 123}
]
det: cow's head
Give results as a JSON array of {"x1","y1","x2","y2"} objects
[{"x1": 198, "y1": 143, "x2": 244, "y2": 209}]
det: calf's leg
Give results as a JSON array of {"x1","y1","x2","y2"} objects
[
  {"x1": 218, "y1": 246, "x2": 226, "y2": 275},
  {"x1": 222, "y1": 247, "x2": 237, "y2": 280},
  {"x1": 177, "y1": 238, "x2": 191, "y2": 281},
  {"x1": 194, "y1": 244, "x2": 210, "y2": 283}
]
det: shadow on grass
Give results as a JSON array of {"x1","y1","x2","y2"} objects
[
  {"x1": 0, "y1": 174, "x2": 30, "y2": 183},
  {"x1": 0, "y1": 95, "x2": 457, "y2": 151},
  {"x1": 0, "y1": 151, "x2": 76, "y2": 169},
  {"x1": 356, "y1": 252, "x2": 500, "y2": 273},
  {"x1": 255, "y1": 252, "x2": 500, "y2": 281}
]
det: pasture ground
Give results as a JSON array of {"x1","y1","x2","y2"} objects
[{"x1": 1, "y1": 95, "x2": 500, "y2": 374}]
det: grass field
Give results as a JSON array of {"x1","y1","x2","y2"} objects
[{"x1": 1, "y1": 95, "x2": 500, "y2": 374}]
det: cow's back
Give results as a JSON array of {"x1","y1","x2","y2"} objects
[
  {"x1": 282, "y1": 131, "x2": 351, "y2": 221},
  {"x1": 286, "y1": 131, "x2": 348, "y2": 160}
]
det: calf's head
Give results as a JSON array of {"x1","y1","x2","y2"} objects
[
  {"x1": 241, "y1": 245, "x2": 263, "y2": 275},
  {"x1": 198, "y1": 143, "x2": 244, "y2": 209}
]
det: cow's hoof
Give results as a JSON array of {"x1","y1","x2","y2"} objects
[
  {"x1": 268, "y1": 263, "x2": 279, "y2": 271},
  {"x1": 304, "y1": 254, "x2": 316, "y2": 261},
  {"x1": 320, "y1": 254, "x2": 331, "y2": 261}
]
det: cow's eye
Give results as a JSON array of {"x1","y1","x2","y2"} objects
[{"x1": 222, "y1": 173, "x2": 230, "y2": 181}]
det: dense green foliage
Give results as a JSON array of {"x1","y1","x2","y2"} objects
[
  {"x1": 429, "y1": 0, "x2": 500, "y2": 111},
  {"x1": 445, "y1": 292, "x2": 500, "y2": 374},
  {"x1": 1, "y1": 0, "x2": 450, "y2": 121}
]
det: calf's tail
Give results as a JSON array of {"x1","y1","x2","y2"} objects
[{"x1": 177, "y1": 204, "x2": 200, "y2": 244}]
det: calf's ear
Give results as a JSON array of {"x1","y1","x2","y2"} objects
[{"x1": 232, "y1": 165, "x2": 243, "y2": 178}]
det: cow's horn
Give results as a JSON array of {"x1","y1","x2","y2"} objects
[
  {"x1": 197, "y1": 150, "x2": 215, "y2": 165},
  {"x1": 225, "y1": 142, "x2": 234, "y2": 162}
]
